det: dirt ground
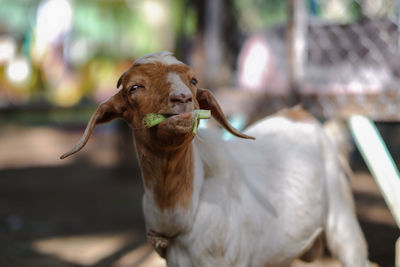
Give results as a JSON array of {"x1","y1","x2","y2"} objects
[{"x1": 0, "y1": 124, "x2": 399, "y2": 267}]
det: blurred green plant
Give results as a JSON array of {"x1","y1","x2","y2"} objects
[
  {"x1": 0, "y1": 0, "x2": 181, "y2": 110},
  {"x1": 234, "y1": 0, "x2": 287, "y2": 32}
]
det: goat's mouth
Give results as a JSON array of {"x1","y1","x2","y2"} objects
[
  {"x1": 160, "y1": 112, "x2": 193, "y2": 120},
  {"x1": 143, "y1": 110, "x2": 210, "y2": 136},
  {"x1": 144, "y1": 111, "x2": 195, "y2": 135},
  {"x1": 159, "y1": 112, "x2": 195, "y2": 129}
]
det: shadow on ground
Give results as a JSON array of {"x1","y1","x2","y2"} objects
[{"x1": 0, "y1": 159, "x2": 149, "y2": 267}]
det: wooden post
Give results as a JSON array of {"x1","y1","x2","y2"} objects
[
  {"x1": 204, "y1": 0, "x2": 223, "y2": 89},
  {"x1": 286, "y1": 0, "x2": 308, "y2": 105},
  {"x1": 397, "y1": 237, "x2": 400, "y2": 267}
]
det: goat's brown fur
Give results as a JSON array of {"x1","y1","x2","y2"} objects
[
  {"x1": 276, "y1": 105, "x2": 316, "y2": 122},
  {"x1": 136, "y1": 140, "x2": 195, "y2": 210}
]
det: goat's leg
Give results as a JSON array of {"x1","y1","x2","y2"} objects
[
  {"x1": 299, "y1": 234, "x2": 324, "y2": 262},
  {"x1": 147, "y1": 230, "x2": 170, "y2": 258},
  {"x1": 324, "y1": 170, "x2": 369, "y2": 267}
]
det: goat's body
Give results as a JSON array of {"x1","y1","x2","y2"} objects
[
  {"x1": 143, "y1": 113, "x2": 368, "y2": 267},
  {"x1": 62, "y1": 52, "x2": 368, "y2": 266}
]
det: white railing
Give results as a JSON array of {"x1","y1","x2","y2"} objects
[{"x1": 349, "y1": 115, "x2": 400, "y2": 267}]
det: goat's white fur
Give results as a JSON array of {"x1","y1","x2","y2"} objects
[
  {"x1": 135, "y1": 51, "x2": 183, "y2": 66},
  {"x1": 142, "y1": 115, "x2": 369, "y2": 266},
  {"x1": 167, "y1": 72, "x2": 193, "y2": 99}
]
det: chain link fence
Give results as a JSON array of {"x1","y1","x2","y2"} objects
[{"x1": 235, "y1": 0, "x2": 400, "y2": 121}]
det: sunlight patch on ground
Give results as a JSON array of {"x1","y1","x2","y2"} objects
[
  {"x1": 113, "y1": 246, "x2": 166, "y2": 267},
  {"x1": 135, "y1": 251, "x2": 166, "y2": 267},
  {"x1": 0, "y1": 125, "x2": 119, "y2": 169},
  {"x1": 291, "y1": 258, "x2": 341, "y2": 267},
  {"x1": 112, "y1": 243, "x2": 153, "y2": 267},
  {"x1": 292, "y1": 259, "x2": 379, "y2": 267},
  {"x1": 31, "y1": 232, "x2": 136, "y2": 266}
]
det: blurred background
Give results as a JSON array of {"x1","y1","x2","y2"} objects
[{"x1": 0, "y1": 0, "x2": 400, "y2": 266}]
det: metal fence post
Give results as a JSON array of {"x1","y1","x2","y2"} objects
[
  {"x1": 396, "y1": 237, "x2": 400, "y2": 267},
  {"x1": 286, "y1": 0, "x2": 308, "y2": 105}
]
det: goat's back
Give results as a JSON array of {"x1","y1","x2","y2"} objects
[{"x1": 186, "y1": 114, "x2": 328, "y2": 266}]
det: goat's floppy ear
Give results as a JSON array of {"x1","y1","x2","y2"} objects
[
  {"x1": 196, "y1": 88, "x2": 255, "y2": 140},
  {"x1": 60, "y1": 90, "x2": 130, "y2": 159}
]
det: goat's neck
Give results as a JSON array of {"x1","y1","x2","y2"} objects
[{"x1": 135, "y1": 140, "x2": 197, "y2": 212}]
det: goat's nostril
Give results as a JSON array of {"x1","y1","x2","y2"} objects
[
  {"x1": 170, "y1": 96, "x2": 185, "y2": 104},
  {"x1": 170, "y1": 93, "x2": 193, "y2": 104}
]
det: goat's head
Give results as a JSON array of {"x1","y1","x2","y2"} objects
[{"x1": 61, "y1": 51, "x2": 253, "y2": 159}]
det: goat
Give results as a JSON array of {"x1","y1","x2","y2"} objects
[{"x1": 61, "y1": 51, "x2": 369, "y2": 267}]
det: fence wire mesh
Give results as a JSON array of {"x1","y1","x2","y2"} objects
[
  {"x1": 236, "y1": 0, "x2": 400, "y2": 121},
  {"x1": 304, "y1": 0, "x2": 400, "y2": 120}
]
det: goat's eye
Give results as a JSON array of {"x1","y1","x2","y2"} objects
[
  {"x1": 130, "y1": 84, "x2": 144, "y2": 92},
  {"x1": 190, "y1": 78, "x2": 198, "y2": 86}
]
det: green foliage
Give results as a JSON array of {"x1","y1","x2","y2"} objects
[
  {"x1": 171, "y1": 0, "x2": 196, "y2": 39},
  {"x1": 0, "y1": 0, "x2": 36, "y2": 34},
  {"x1": 234, "y1": 0, "x2": 287, "y2": 32}
]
